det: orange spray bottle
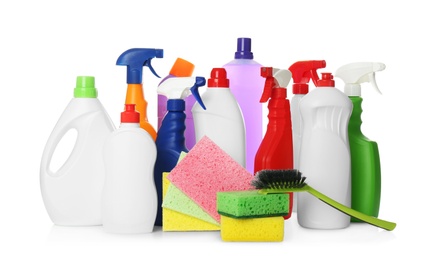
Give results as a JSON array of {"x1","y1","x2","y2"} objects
[{"x1": 116, "y1": 48, "x2": 163, "y2": 140}]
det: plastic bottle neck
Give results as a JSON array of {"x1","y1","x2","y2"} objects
[
  {"x1": 120, "y1": 123, "x2": 141, "y2": 129},
  {"x1": 267, "y1": 88, "x2": 291, "y2": 129},
  {"x1": 125, "y1": 84, "x2": 148, "y2": 120},
  {"x1": 167, "y1": 99, "x2": 185, "y2": 111},
  {"x1": 157, "y1": 100, "x2": 187, "y2": 152},
  {"x1": 292, "y1": 83, "x2": 309, "y2": 95},
  {"x1": 348, "y1": 96, "x2": 363, "y2": 134}
]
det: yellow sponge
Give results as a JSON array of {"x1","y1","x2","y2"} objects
[
  {"x1": 163, "y1": 172, "x2": 220, "y2": 231},
  {"x1": 220, "y1": 215, "x2": 284, "y2": 242},
  {"x1": 163, "y1": 208, "x2": 220, "y2": 231}
]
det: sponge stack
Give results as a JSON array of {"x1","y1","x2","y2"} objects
[
  {"x1": 163, "y1": 136, "x2": 289, "y2": 242},
  {"x1": 166, "y1": 136, "x2": 254, "y2": 224},
  {"x1": 163, "y1": 172, "x2": 220, "y2": 231},
  {"x1": 217, "y1": 190, "x2": 289, "y2": 242}
]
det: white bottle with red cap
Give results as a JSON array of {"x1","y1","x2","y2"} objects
[
  {"x1": 297, "y1": 72, "x2": 353, "y2": 230},
  {"x1": 192, "y1": 68, "x2": 246, "y2": 167},
  {"x1": 102, "y1": 104, "x2": 157, "y2": 234}
]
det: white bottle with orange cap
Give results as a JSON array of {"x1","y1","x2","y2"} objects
[{"x1": 102, "y1": 104, "x2": 157, "y2": 234}]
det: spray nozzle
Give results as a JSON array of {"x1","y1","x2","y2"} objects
[
  {"x1": 288, "y1": 60, "x2": 326, "y2": 94},
  {"x1": 157, "y1": 76, "x2": 206, "y2": 107},
  {"x1": 259, "y1": 67, "x2": 292, "y2": 103},
  {"x1": 191, "y1": 77, "x2": 207, "y2": 110},
  {"x1": 116, "y1": 48, "x2": 163, "y2": 84},
  {"x1": 335, "y1": 62, "x2": 386, "y2": 96}
]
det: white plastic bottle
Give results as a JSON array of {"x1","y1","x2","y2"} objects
[
  {"x1": 192, "y1": 68, "x2": 246, "y2": 167},
  {"x1": 40, "y1": 76, "x2": 115, "y2": 226},
  {"x1": 102, "y1": 104, "x2": 157, "y2": 234},
  {"x1": 288, "y1": 60, "x2": 326, "y2": 213},
  {"x1": 297, "y1": 72, "x2": 353, "y2": 229}
]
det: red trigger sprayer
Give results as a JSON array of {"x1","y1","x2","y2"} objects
[{"x1": 288, "y1": 60, "x2": 326, "y2": 168}]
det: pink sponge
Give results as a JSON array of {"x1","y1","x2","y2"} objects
[{"x1": 167, "y1": 136, "x2": 254, "y2": 223}]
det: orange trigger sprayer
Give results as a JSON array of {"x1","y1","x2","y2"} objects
[{"x1": 116, "y1": 48, "x2": 163, "y2": 140}]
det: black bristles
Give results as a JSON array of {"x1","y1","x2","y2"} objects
[{"x1": 251, "y1": 169, "x2": 307, "y2": 189}]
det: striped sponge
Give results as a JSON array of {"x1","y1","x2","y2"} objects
[
  {"x1": 163, "y1": 208, "x2": 220, "y2": 231},
  {"x1": 220, "y1": 215, "x2": 284, "y2": 242},
  {"x1": 217, "y1": 190, "x2": 290, "y2": 218},
  {"x1": 167, "y1": 136, "x2": 254, "y2": 223},
  {"x1": 163, "y1": 172, "x2": 220, "y2": 227},
  {"x1": 162, "y1": 172, "x2": 220, "y2": 231}
]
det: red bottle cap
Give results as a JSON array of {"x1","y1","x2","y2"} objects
[
  {"x1": 121, "y1": 104, "x2": 140, "y2": 123},
  {"x1": 208, "y1": 68, "x2": 229, "y2": 88},
  {"x1": 317, "y1": 72, "x2": 335, "y2": 87}
]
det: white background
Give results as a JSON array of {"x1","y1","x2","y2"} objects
[{"x1": 1, "y1": 0, "x2": 424, "y2": 259}]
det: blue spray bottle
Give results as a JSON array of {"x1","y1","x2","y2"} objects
[
  {"x1": 157, "y1": 58, "x2": 196, "y2": 149},
  {"x1": 154, "y1": 76, "x2": 206, "y2": 226},
  {"x1": 116, "y1": 48, "x2": 163, "y2": 140}
]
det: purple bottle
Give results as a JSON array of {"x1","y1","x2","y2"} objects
[{"x1": 223, "y1": 37, "x2": 264, "y2": 174}]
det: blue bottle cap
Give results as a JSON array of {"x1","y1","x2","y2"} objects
[{"x1": 234, "y1": 38, "x2": 254, "y2": 59}]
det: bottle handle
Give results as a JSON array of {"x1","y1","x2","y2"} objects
[{"x1": 40, "y1": 118, "x2": 88, "y2": 178}]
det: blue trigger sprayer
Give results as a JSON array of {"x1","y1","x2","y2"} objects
[{"x1": 116, "y1": 48, "x2": 163, "y2": 140}]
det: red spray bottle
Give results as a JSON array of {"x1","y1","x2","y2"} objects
[{"x1": 254, "y1": 67, "x2": 294, "y2": 219}]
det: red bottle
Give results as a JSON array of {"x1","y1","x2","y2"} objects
[{"x1": 254, "y1": 67, "x2": 294, "y2": 219}]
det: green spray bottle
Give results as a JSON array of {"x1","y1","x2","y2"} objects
[{"x1": 335, "y1": 62, "x2": 386, "y2": 222}]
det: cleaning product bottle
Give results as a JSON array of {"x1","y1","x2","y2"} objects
[
  {"x1": 116, "y1": 48, "x2": 163, "y2": 140},
  {"x1": 335, "y1": 62, "x2": 386, "y2": 222},
  {"x1": 154, "y1": 76, "x2": 206, "y2": 226},
  {"x1": 157, "y1": 58, "x2": 196, "y2": 149},
  {"x1": 297, "y1": 72, "x2": 353, "y2": 229},
  {"x1": 40, "y1": 76, "x2": 115, "y2": 226},
  {"x1": 288, "y1": 60, "x2": 326, "y2": 212},
  {"x1": 102, "y1": 104, "x2": 157, "y2": 234},
  {"x1": 223, "y1": 37, "x2": 263, "y2": 174},
  {"x1": 254, "y1": 67, "x2": 294, "y2": 219},
  {"x1": 192, "y1": 68, "x2": 246, "y2": 167},
  {"x1": 288, "y1": 60, "x2": 326, "y2": 170}
]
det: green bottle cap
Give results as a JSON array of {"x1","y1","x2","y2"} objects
[{"x1": 74, "y1": 76, "x2": 98, "y2": 98}]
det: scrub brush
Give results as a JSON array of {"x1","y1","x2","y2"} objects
[{"x1": 251, "y1": 169, "x2": 396, "y2": 231}]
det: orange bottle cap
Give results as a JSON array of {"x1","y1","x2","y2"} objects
[{"x1": 169, "y1": 58, "x2": 195, "y2": 77}]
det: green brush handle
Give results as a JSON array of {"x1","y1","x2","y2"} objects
[{"x1": 305, "y1": 186, "x2": 396, "y2": 231}]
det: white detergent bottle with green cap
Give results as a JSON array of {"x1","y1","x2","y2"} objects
[
  {"x1": 102, "y1": 104, "x2": 157, "y2": 233},
  {"x1": 40, "y1": 76, "x2": 115, "y2": 226},
  {"x1": 297, "y1": 72, "x2": 353, "y2": 230}
]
